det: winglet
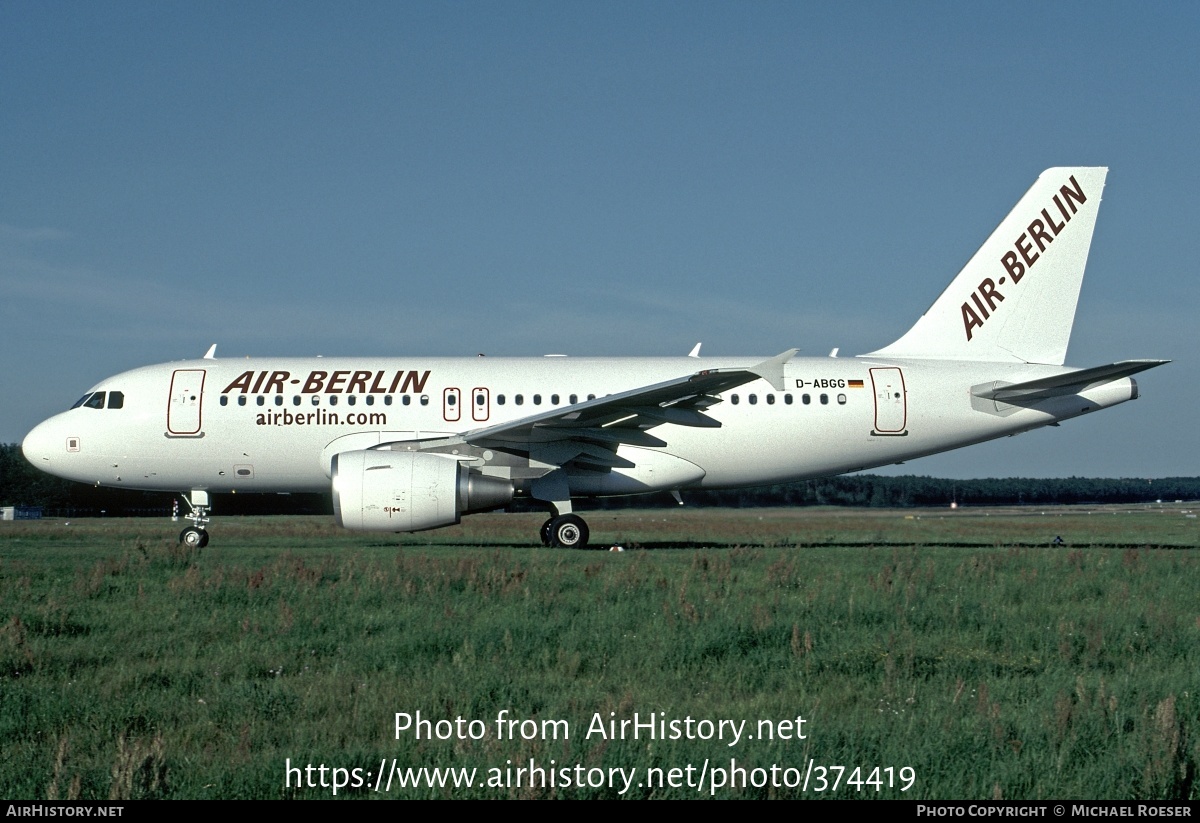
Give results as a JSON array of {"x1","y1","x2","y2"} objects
[
  {"x1": 688, "y1": 342, "x2": 702, "y2": 358},
  {"x1": 203, "y1": 344, "x2": 217, "y2": 360},
  {"x1": 751, "y1": 349, "x2": 798, "y2": 391}
]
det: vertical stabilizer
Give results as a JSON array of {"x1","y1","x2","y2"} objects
[{"x1": 865, "y1": 167, "x2": 1107, "y2": 365}]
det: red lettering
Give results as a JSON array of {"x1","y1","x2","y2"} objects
[
  {"x1": 326, "y1": 371, "x2": 350, "y2": 393},
  {"x1": 1001, "y1": 251, "x2": 1025, "y2": 283},
  {"x1": 222, "y1": 370, "x2": 254, "y2": 394},
  {"x1": 1059, "y1": 175, "x2": 1086, "y2": 212},
  {"x1": 302, "y1": 371, "x2": 327, "y2": 393},
  {"x1": 264, "y1": 371, "x2": 289, "y2": 394},
  {"x1": 970, "y1": 291, "x2": 991, "y2": 320},
  {"x1": 962, "y1": 303, "x2": 983, "y2": 341},
  {"x1": 1027, "y1": 218, "x2": 1053, "y2": 253},
  {"x1": 1041, "y1": 207, "x2": 1065, "y2": 236},
  {"x1": 400, "y1": 370, "x2": 431, "y2": 393},
  {"x1": 1016, "y1": 232, "x2": 1039, "y2": 268},
  {"x1": 348, "y1": 371, "x2": 371, "y2": 394},
  {"x1": 1054, "y1": 194, "x2": 1072, "y2": 224},
  {"x1": 978, "y1": 278, "x2": 1004, "y2": 311}
]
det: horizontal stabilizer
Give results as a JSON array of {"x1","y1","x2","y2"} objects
[{"x1": 972, "y1": 360, "x2": 1169, "y2": 402}]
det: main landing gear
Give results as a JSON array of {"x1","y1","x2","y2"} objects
[
  {"x1": 540, "y1": 514, "x2": 590, "y2": 549},
  {"x1": 531, "y1": 470, "x2": 589, "y2": 548},
  {"x1": 178, "y1": 490, "x2": 211, "y2": 549}
]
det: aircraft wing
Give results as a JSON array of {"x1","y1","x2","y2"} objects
[{"x1": 454, "y1": 349, "x2": 797, "y2": 470}]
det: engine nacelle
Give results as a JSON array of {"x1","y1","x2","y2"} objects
[{"x1": 331, "y1": 449, "x2": 513, "y2": 532}]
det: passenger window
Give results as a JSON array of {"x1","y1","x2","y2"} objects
[
  {"x1": 347, "y1": 395, "x2": 356, "y2": 406},
  {"x1": 731, "y1": 394, "x2": 740, "y2": 405},
  {"x1": 420, "y1": 395, "x2": 429, "y2": 406},
  {"x1": 533, "y1": 394, "x2": 542, "y2": 405},
  {"x1": 446, "y1": 394, "x2": 455, "y2": 406},
  {"x1": 366, "y1": 395, "x2": 374, "y2": 406},
  {"x1": 497, "y1": 395, "x2": 506, "y2": 405},
  {"x1": 587, "y1": 394, "x2": 596, "y2": 401},
  {"x1": 784, "y1": 394, "x2": 793, "y2": 404},
  {"x1": 802, "y1": 394, "x2": 811, "y2": 405},
  {"x1": 312, "y1": 396, "x2": 320, "y2": 406},
  {"x1": 257, "y1": 396, "x2": 265, "y2": 406},
  {"x1": 402, "y1": 396, "x2": 411, "y2": 406},
  {"x1": 515, "y1": 394, "x2": 524, "y2": 406},
  {"x1": 766, "y1": 394, "x2": 775, "y2": 405},
  {"x1": 820, "y1": 394, "x2": 829, "y2": 405},
  {"x1": 329, "y1": 396, "x2": 338, "y2": 406},
  {"x1": 293, "y1": 396, "x2": 301, "y2": 406},
  {"x1": 238, "y1": 396, "x2": 247, "y2": 406},
  {"x1": 107, "y1": 391, "x2": 123, "y2": 409},
  {"x1": 569, "y1": 394, "x2": 578, "y2": 404},
  {"x1": 220, "y1": 396, "x2": 228, "y2": 407},
  {"x1": 837, "y1": 394, "x2": 847, "y2": 405},
  {"x1": 385, "y1": 395, "x2": 393, "y2": 406},
  {"x1": 748, "y1": 394, "x2": 757, "y2": 405},
  {"x1": 551, "y1": 394, "x2": 559, "y2": 405},
  {"x1": 274, "y1": 395, "x2": 283, "y2": 406}
]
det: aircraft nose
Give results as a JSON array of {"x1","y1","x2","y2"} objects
[{"x1": 22, "y1": 417, "x2": 65, "y2": 472}]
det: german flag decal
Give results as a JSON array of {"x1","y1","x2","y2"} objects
[{"x1": 848, "y1": 379, "x2": 865, "y2": 388}]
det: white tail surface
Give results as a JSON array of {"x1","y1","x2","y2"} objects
[{"x1": 866, "y1": 167, "x2": 1108, "y2": 365}]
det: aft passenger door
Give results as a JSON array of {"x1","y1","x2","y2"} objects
[{"x1": 870, "y1": 367, "x2": 907, "y2": 435}]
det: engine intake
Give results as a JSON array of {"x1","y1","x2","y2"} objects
[{"x1": 332, "y1": 449, "x2": 513, "y2": 532}]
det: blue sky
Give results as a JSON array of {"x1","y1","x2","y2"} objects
[{"x1": 2, "y1": 2, "x2": 1195, "y2": 478}]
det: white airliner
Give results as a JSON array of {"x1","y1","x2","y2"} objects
[{"x1": 22, "y1": 167, "x2": 1166, "y2": 549}]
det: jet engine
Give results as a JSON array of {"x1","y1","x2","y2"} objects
[{"x1": 331, "y1": 449, "x2": 513, "y2": 532}]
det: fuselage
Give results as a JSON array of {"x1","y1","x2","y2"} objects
[{"x1": 21, "y1": 353, "x2": 1138, "y2": 499}]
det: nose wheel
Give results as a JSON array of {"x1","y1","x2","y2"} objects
[
  {"x1": 179, "y1": 526, "x2": 209, "y2": 549},
  {"x1": 178, "y1": 490, "x2": 212, "y2": 547},
  {"x1": 542, "y1": 514, "x2": 589, "y2": 549}
]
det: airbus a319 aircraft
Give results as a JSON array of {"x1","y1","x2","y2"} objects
[{"x1": 22, "y1": 168, "x2": 1167, "y2": 549}]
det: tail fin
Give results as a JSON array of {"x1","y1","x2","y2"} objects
[{"x1": 865, "y1": 167, "x2": 1108, "y2": 365}]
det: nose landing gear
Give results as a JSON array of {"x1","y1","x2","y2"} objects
[{"x1": 178, "y1": 490, "x2": 211, "y2": 548}]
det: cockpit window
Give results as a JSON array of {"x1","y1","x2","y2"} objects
[{"x1": 71, "y1": 391, "x2": 122, "y2": 410}]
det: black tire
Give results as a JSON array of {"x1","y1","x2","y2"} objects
[
  {"x1": 548, "y1": 515, "x2": 589, "y2": 549},
  {"x1": 540, "y1": 518, "x2": 554, "y2": 546},
  {"x1": 179, "y1": 527, "x2": 209, "y2": 549}
]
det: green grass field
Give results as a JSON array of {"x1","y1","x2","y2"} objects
[{"x1": 1, "y1": 506, "x2": 1197, "y2": 799}]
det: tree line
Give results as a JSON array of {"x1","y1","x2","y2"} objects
[{"x1": 2, "y1": 443, "x2": 1196, "y2": 517}]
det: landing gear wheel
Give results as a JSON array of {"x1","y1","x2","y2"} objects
[
  {"x1": 540, "y1": 518, "x2": 554, "y2": 547},
  {"x1": 179, "y1": 526, "x2": 209, "y2": 549},
  {"x1": 547, "y1": 514, "x2": 589, "y2": 549}
]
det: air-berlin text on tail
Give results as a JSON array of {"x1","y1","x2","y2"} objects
[
  {"x1": 961, "y1": 174, "x2": 1089, "y2": 342},
  {"x1": 221, "y1": 369, "x2": 431, "y2": 395}
]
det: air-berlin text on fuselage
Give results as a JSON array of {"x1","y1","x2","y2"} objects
[
  {"x1": 961, "y1": 175, "x2": 1088, "y2": 342},
  {"x1": 220, "y1": 369, "x2": 431, "y2": 395}
]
